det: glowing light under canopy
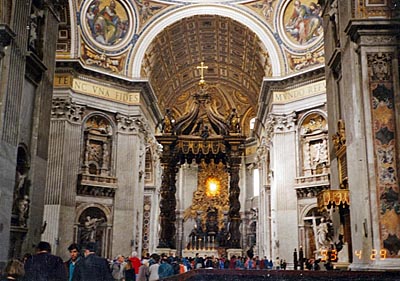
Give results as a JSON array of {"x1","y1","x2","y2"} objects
[{"x1": 206, "y1": 178, "x2": 220, "y2": 197}]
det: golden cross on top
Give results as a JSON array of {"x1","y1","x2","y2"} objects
[{"x1": 196, "y1": 62, "x2": 208, "y2": 85}]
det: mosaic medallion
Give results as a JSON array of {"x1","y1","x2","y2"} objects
[
  {"x1": 278, "y1": 0, "x2": 324, "y2": 51},
  {"x1": 80, "y1": 0, "x2": 135, "y2": 52}
]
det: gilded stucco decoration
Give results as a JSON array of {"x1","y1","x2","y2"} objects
[
  {"x1": 81, "y1": 43, "x2": 127, "y2": 73},
  {"x1": 183, "y1": 161, "x2": 229, "y2": 231},
  {"x1": 286, "y1": 46, "x2": 325, "y2": 72}
]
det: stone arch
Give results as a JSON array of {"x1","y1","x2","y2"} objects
[{"x1": 130, "y1": 4, "x2": 282, "y2": 78}]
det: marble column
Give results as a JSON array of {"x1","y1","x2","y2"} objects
[
  {"x1": 268, "y1": 113, "x2": 298, "y2": 264},
  {"x1": 157, "y1": 137, "x2": 178, "y2": 249},
  {"x1": 228, "y1": 153, "x2": 242, "y2": 249}
]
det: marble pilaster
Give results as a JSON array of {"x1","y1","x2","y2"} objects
[
  {"x1": 112, "y1": 114, "x2": 147, "y2": 258},
  {"x1": 268, "y1": 113, "x2": 298, "y2": 264},
  {"x1": 255, "y1": 141, "x2": 271, "y2": 258},
  {"x1": 42, "y1": 97, "x2": 85, "y2": 258},
  {"x1": 344, "y1": 20, "x2": 400, "y2": 270}
]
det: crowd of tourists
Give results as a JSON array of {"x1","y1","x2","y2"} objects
[{"x1": 0, "y1": 240, "x2": 293, "y2": 281}]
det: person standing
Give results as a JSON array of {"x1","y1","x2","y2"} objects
[
  {"x1": 24, "y1": 241, "x2": 67, "y2": 281},
  {"x1": 158, "y1": 256, "x2": 174, "y2": 279},
  {"x1": 111, "y1": 255, "x2": 126, "y2": 281},
  {"x1": 65, "y1": 243, "x2": 82, "y2": 281},
  {"x1": 147, "y1": 254, "x2": 160, "y2": 281},
  {"x1": 128, "y1": 251, "x2": 141, "y2": 276},
  {"x1": 124, "y1": 260, "x2": 136, "y2": 281},
  {"x1": 136, "y1": 259, "x2": 149, "y2": 281},
  {"x1": 72, "y1": 242, "x2": 113, "y2": 281}
]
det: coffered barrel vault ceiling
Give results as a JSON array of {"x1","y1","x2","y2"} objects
[{"x1": 141, "y1": 15, "x2": 272, "y2": 132}]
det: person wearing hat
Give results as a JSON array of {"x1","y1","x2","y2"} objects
[
  {"x1": 24, "y1": 241, "x2": 67, "y2": 281},
  {"x1": 72, "y1": 242, "x2": 113, "y2": 281}
]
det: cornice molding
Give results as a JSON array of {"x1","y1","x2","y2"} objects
[{"x1": 345, "y1": 19, "x2": 400, "y2": 44}]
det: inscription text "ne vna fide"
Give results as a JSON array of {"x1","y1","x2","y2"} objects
[{"x1": 72, "y1": 78, "x2": 140, "y2": 105}]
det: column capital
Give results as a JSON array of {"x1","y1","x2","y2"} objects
[
  {"x1": 266, "y1": 112, "x2": 297, "y2": 137},
  {"x1": 115, "y1": 114, "x2": 150, "y2": 135},
  {"x1": 51, "y1": 97, "x2": 85, "y2": 123}
]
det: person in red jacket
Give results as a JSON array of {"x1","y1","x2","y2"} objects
[{"x1": 129, "y1": 251, "x2": 141, "y2": 275}]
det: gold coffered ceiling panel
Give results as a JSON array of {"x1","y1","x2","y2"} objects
[{"x1": 142, "y1": 15, "x2": 271, "y2": 134}]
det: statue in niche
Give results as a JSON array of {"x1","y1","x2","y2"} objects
[
  {"x1": 17, "y1": 195, "x2": 30, "y2": 227},
  {"x1": 28, "y1": 6, "x2": 44, "y2": 55},
  {"x1": 316, "y1": 218, "x2": 333, "y2": 249},
  {"x1": 14, "y1": 171, "x2": 27, "y2": 202},
  {"x1": 81, "y1": 216, "x2": 104, "y2": 242}
]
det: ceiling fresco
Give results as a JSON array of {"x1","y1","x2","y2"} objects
[{"x1": 57, "y1": 0, "x2": 326, "y2": 135}]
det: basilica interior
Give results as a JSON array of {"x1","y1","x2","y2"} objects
[{"x1": 0, "y1": 0, "x2": 400, "y2": 272}]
